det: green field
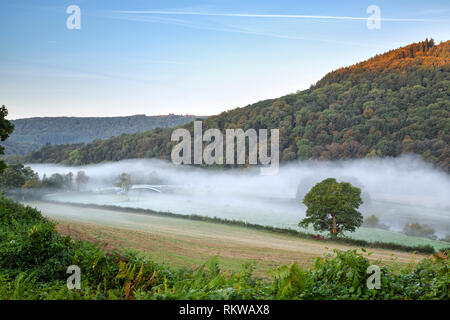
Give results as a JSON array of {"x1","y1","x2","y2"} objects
[{"x1": 34, "y1": 195, "x2": 450, "y2": 252}]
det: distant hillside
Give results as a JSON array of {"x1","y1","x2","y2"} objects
[
  {"x1": 24, "y1": 39, "x2": 450, "y2": 172},
  {"x1": 1, "y1": 114, "x2": 203, "y2": 155}
]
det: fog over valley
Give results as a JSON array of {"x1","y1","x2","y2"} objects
[{"x1": 27, "y1": 155, "x2": 450, "y2": 239}]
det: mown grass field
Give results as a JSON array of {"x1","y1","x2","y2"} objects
[{"x1": 54, "y1": 220, "x2": 428, "y2": 277}]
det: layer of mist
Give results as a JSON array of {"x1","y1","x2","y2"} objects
[{"x1": 27, "y1": 155, "x2": 450, "y2": 238}]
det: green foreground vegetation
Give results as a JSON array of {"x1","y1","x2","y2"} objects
[{"x1": 1, "y1": 196, "x2": 448, "y2": 300}]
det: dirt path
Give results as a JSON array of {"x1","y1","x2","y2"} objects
[{"x1": 25, "y1": 201, "x2": 428, "y2": 275}]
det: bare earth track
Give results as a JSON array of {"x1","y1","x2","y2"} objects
[{"x1": 24, "y1": 201, "x2": 427, "y2": 276}]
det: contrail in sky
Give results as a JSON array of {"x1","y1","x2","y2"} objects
[{"x1": 113, "y1": 10, "x2": 450, "y2": 22}]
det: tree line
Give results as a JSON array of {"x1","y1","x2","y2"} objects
[{"x1": 0, "y1": 114, "x2": 204, "y2": 155}]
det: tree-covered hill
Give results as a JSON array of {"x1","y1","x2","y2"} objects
[
  {"x1": 24, "y1": 40, "x2": 450, "y2": 172},
  {"x1": 1, "y1": 114, "x2": 203, "y2": 155}
]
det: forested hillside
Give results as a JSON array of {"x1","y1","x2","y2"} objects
[
  {"x1": 24, "y1": 40, "x2": 450, "y2": 172},
  {"x1": 1, "y1": 114, "x2": 202, "y2": 155}
]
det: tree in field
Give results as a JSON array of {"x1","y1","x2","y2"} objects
[
  {"x1": 116, "y1": 173, "x2": 132, "y2": 194},
  {"x1": 65, "y1": 172, "x2": 74, "y2": 189},
  {"x1": 75, "y1": 171, "x2": 89, "y2": 190},
  {"x1": 362, "y1": 214, "x2": 389, "y2": 230},
  {"x1": 299, "y1": 178, "x2": 363, "y2": 237},
  {"x1": 403, "y1": 222, "x2": 436, "y2": 240},
  {"x1": 0, "y1": 105, "x2": 14, "y2": 174}
]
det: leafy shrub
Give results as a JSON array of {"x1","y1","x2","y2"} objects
[
  {"x1": 403, "y1": 222, "x2": 437, "y2": 240},
  {"x1": 363, "y1": 215, "x2": 390, "y2": 230},
  {"x1": 269, "y1": 263, "x2": 309, "y2": 299}
]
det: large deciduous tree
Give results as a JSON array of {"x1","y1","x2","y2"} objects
[
  {"x1": 299, "y1": 178, "x2": 363, "y2": 237},
  {"x1": 0, "y1": 105, "x2": 14, "y2": 173}
]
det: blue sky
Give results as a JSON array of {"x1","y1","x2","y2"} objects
[{"x1": 1, "y1": 0, "x2": 449, "y2": 119}]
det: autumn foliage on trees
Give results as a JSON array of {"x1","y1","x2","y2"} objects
[
  {"x1": 317, "y1": 38, "x2": 444, "y2": 86},
  {"x1": 24, "y1": 40, "x2": 450, "y2": 172}
]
